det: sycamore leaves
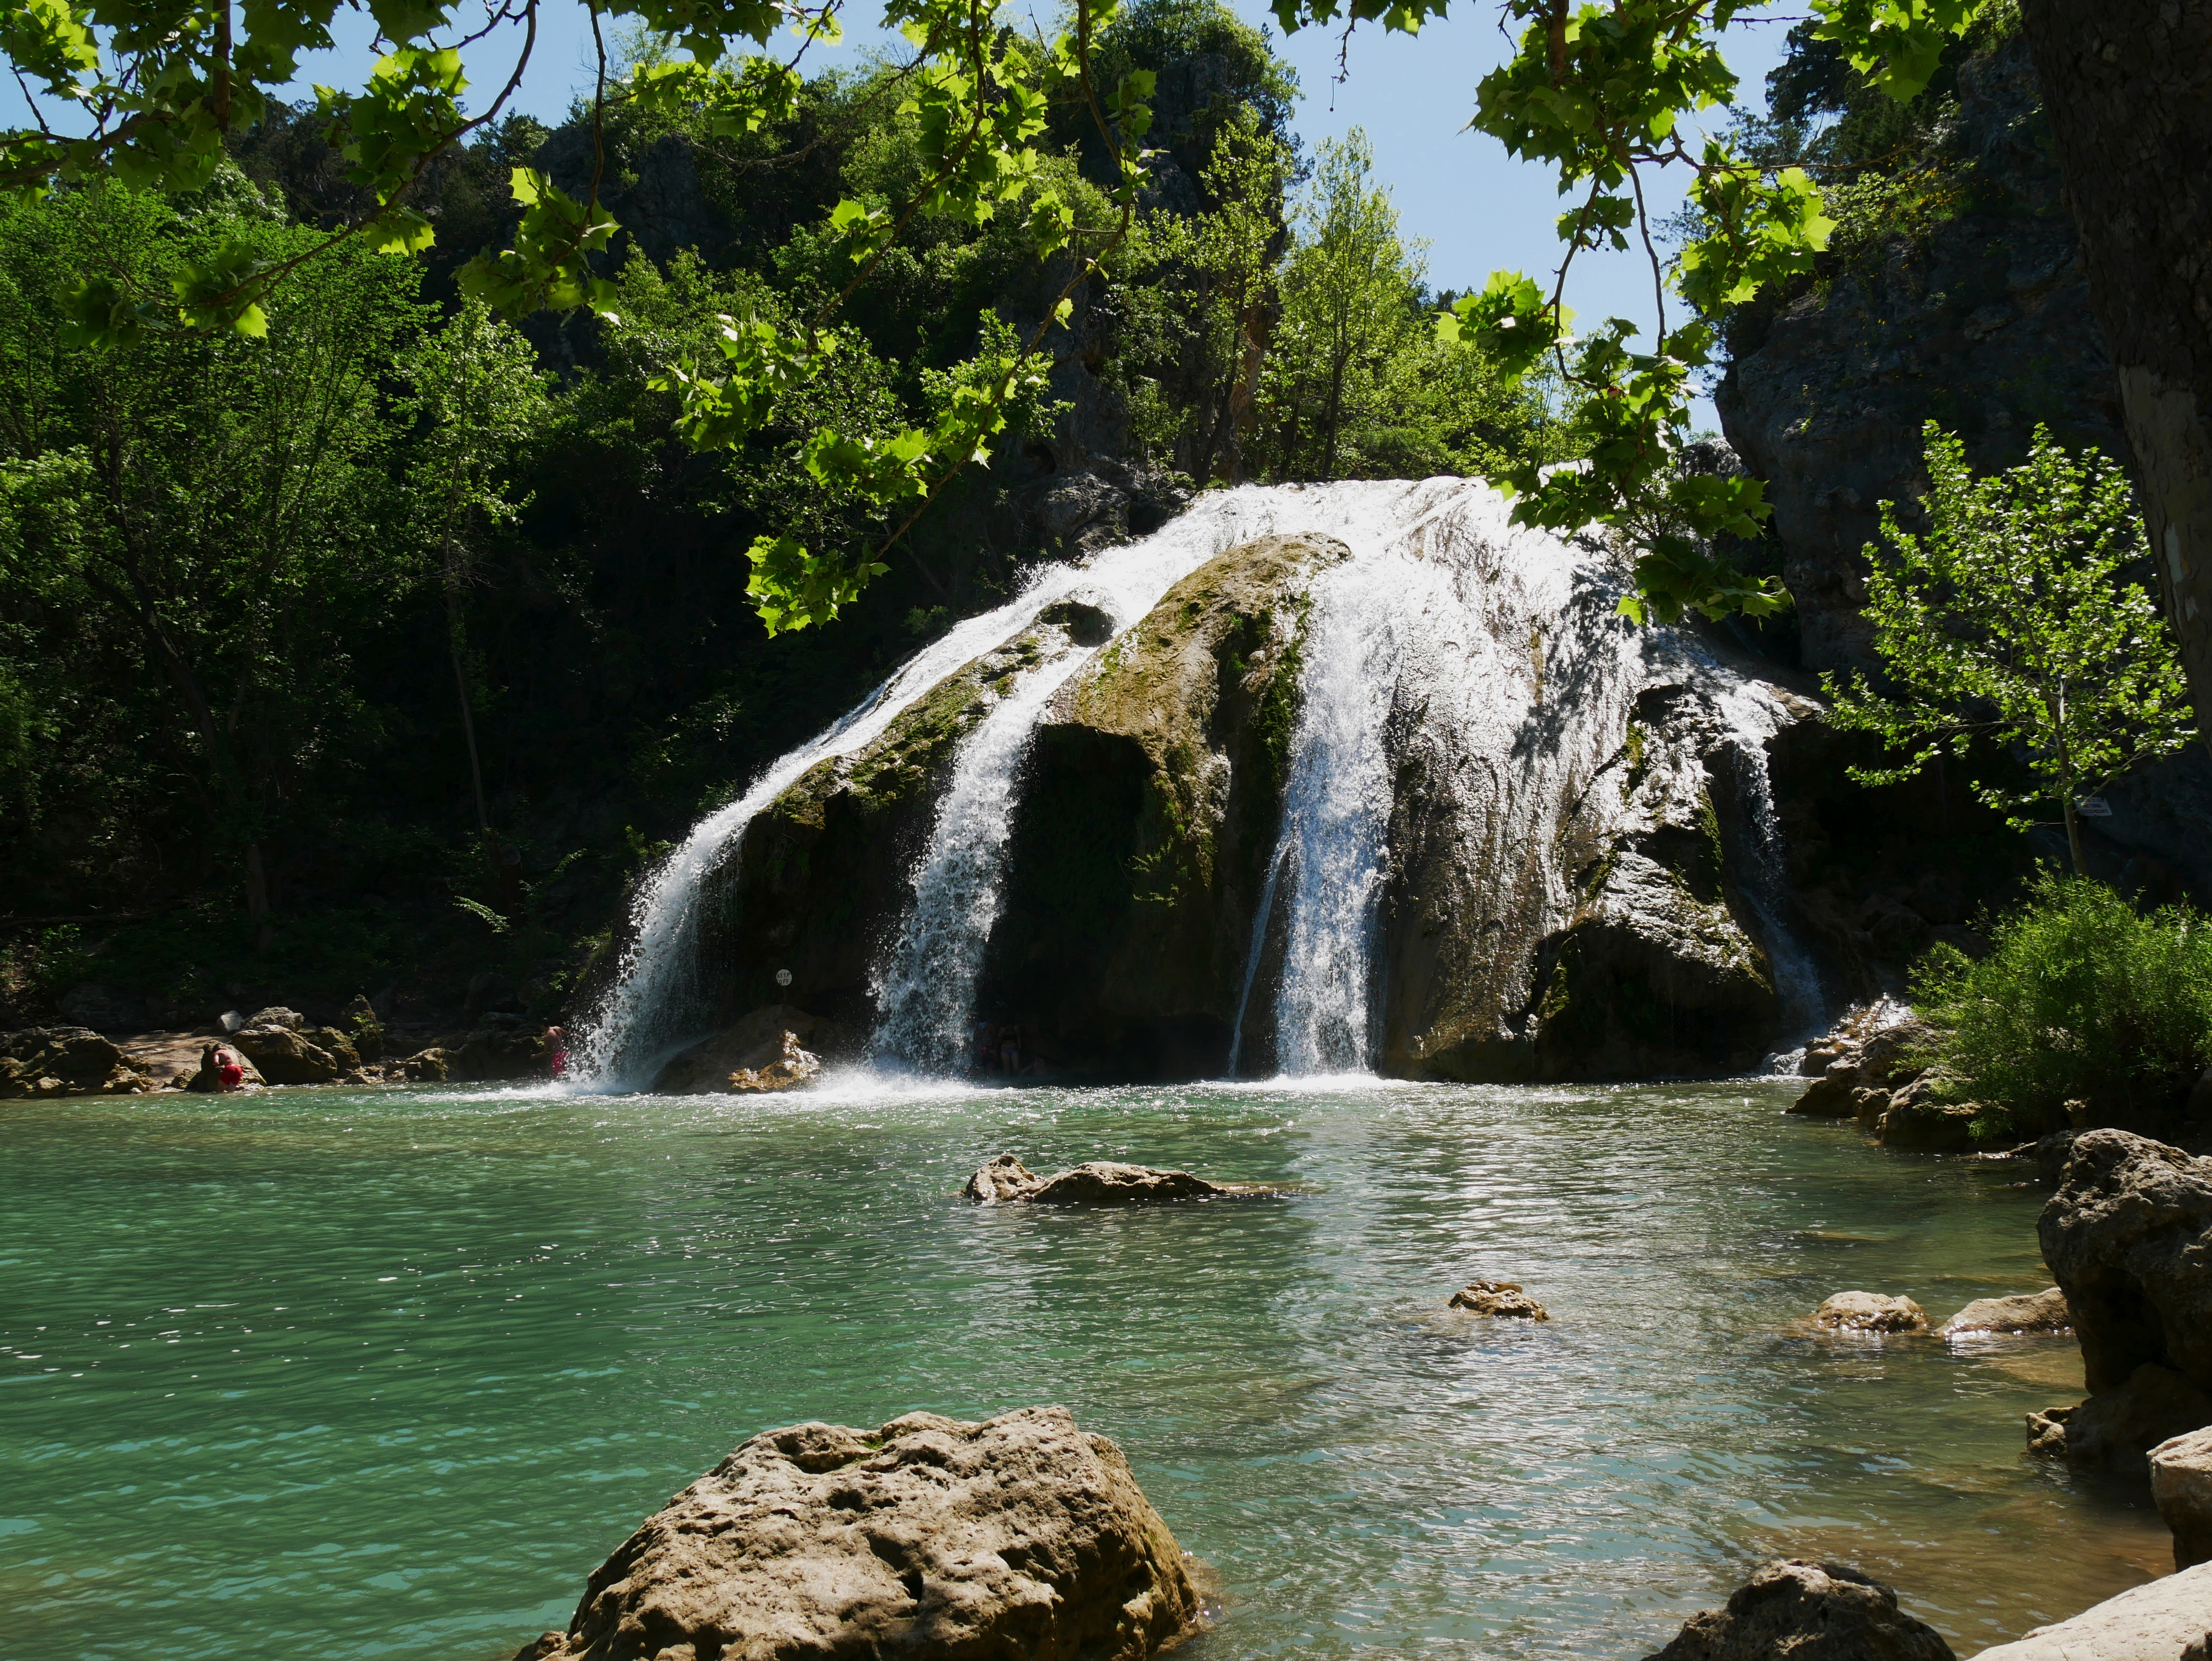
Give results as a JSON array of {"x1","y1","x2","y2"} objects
[
  {"x1": 459, "y1": 168, "x2": 622, "y2": 321},
  {"x1": 1809, "y1": 0, "x2": 1985, "y2": 100},
  {"x1": 1824, "y1": 423, "x2": 2194, "y2": 859}
]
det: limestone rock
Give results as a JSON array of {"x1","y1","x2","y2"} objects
[
  {"x1": 697, "y1": 615, "x2": 1094, "y2": 1040},
  {"x1": 400, "y1": 1047, "x2": 448, "y2": 1082},
  {"x1": 728, "y1": 1029, "x2": 822, "y2": 1094},
  {"x1": 964, "y1": 1154, "x2": 1043, "y2": 1204},
  {"x1": 1639, "y1": 1558, "x2": 1954, "y2": 1661},
  {"x1": 245, "y1": 1005, "x2": 305, "y2": 1030},
  {"x1": 1875, "y1": 1084, "x2": 1983, "y2": 1152},
  {"x1": 2152, "y1": 1426, "x2": 2212, "y2": 1571},
  {"x1": 1938, "y1": 1287, "x2": 2071, "y2": 1339},
  {"x1": 1966, "y1": 1560, "x2": 2212, "y2": 1661},
  {"x1": 2036, "y1": 1130, "x2": 2212, "y2": 1397},
  {"x1": 961, "y1": 1156, "x2": 1253, "y2": 1205},
  {"x1": 1790, "y1": 1007, "x2": 1938, "y2": 1119},
  {"x1": 516, "y1": 1405, "x2": 1200, "y2": 1661},
  {"x1": 1448, "y1": 1280, "x2": 1549, "y2": 1320},
  {"x1": 2028, "y1": 1363, "x2": 2212, "y2": 1476},
  {"x1": 0, "y1": 1026, "x2": 157, "y2": 1098},
  {"x1": 232, "y1": 1024, "x2": 342, "y2": 1086},
  {"x1": 342, "y1": 994, "x2": 384, "y2": 1062},
  {"x1": 650, "y1": 1005, "x2": 856, "y2": 1095},
  {"x1": 441, "y1": 1021, "x2": 551, "y2": 1081},
  {"x1": 1813, "y1": 1291, "x2": 1929, "y2": 1333},
  {"x1": 984, "y1": 533, "x2": 1348, "y2": 1078}
]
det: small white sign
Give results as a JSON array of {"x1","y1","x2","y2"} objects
[{"x1": 2077, "y1": 796, "x2": 2112, "y2": 817}]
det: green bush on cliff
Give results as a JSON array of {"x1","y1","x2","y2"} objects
[{"x1": 1912, "y1": 875, "x2": 2212, "y2": 1135}]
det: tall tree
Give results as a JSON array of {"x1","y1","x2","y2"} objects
[
  {"x1": 395, "y1": 299, "x2": 551, "y2": 903},
  {"x1": 0, "y1": 179, "x2": 424, "y2": 944}
]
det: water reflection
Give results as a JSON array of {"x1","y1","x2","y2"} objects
[{"x1": 0, "y1": 1079, "x2": 2164, "y2": 1661}]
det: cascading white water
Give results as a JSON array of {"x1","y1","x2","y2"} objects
[
  {"x1": 1266, "y1": 558, "x2": 1403, "y2": 1074},
  {"x1": 869, "y1": 646, "x2": 1098, "y2": 1070},
  {"x1": 578, "y1": 480, "x2": 1462, "y2": 1089},
  {"x1": 1720, "y1": 702, "x2": 1828, "y2": 1050}
]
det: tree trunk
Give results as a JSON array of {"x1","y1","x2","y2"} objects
[
  {"x1": 2019, "y1": 0, "x2": 2212, "y2": 747},
  {"x1": 2061, "y1": 796, "x2": 2087, "y2": 878}
]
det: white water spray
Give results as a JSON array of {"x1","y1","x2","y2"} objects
[
  {"x1": 578, "y1": 481, "x2": 1456, "y2": 1088},
  {"x1": 870, "y1": 645, "x2": 1097, "y2": 1071}
]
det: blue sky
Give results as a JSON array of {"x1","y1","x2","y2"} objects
[{"x1": 7, "y1": 0, "x2": 1800, "y2": 424}]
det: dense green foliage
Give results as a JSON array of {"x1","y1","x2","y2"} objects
[
  {"x1": 1913, "y1": 876, "x2": 2212, "y2": 1136},
  {"x1": 1823, "y1": 422, "x2": 2194, "y2": 876},
  {"x1": 0, "y1": 2, "x2": 1580, "y2": 1016},
  {"x1": 0, "y1": 0, "x2": 2007, "y2": 636}
]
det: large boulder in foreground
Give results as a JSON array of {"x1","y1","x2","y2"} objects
[
  {"x1": 963, "y1": 1155, "x2": 1266, "y2": 1205},
  {"x1": 1640, "y1": 1559, "x2": 1954, "y2": 1661},
  {"x1": 1966, "y1": 1560, "x2": 2212, "y2": 1661},
  {"x1": 2037, "y1": 1131, "x2": 2212, "y2": 1397},
  {"x1": 514, "y1": 1406, "x2": 1199, "y2": 1661}
]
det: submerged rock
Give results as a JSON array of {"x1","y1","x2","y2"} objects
[
  {"x1": 0, "y1": 1026, "x2": 156, "y2": 1098},
  {"x1": 513, "y1": 1405, "x2": 1200, "y2": 1661},
  {"x1": 1812, "y1": 1292, "x2": 1929, "y2": 1333},
  {"x1": 2027, "y1": 1362, "x2": 2212, "y2": 1476},
  {"x1": 2151, "y1": 1426, "x2": 2212, "y2": 1571},
  {"x1": 962, "y1": 1155, "x2": 1273, "y2": 1206},
  {"x1": 1448, "y1": 1280, "x2": 1549, "y2": 1320},
  {"x1": 1640, "y1": 1558, "x2": 1954, "y2": 1661},
  {"x1": 650, "y1": 1004, "x2": 856, "y2": 1094},
  {"x1": 1967, "y1": 1560, "x2": 2212, "y2": 1660},
  {"x1": 1938, "y1": 1287, "x2": 2071, "y2": 1339},
  {"x1": 963, "y1": 1155, "x2": 1251, "y2": 1206},
  {"x1": 2038, "y1": 1131, "x2": 2212, "y2": 1398}
]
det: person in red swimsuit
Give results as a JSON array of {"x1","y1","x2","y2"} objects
[
  {"x1": 209, "y1": 1045, "x2": 245, "y2": 1092},
  {"x1": 544, "y1": 1026, "x2": 568, "y2": 1079}
]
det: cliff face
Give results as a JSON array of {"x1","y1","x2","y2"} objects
[{"x1": 1717, "y1": 35, "x2": 2128, "y2": 676}]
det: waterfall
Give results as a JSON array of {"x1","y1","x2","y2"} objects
[
  {"x1": 1267, "y1": 559, "x2": 1403, "y2": 1074},
  {"x1": 869, "y1": 646, "x2": 1097, "y2": 1071},
  {"x1": 1722, "y1": 711, "x2": 1827, "y2": 1047},
  {"x1": 576, "y1": 480, "x2": 1446, "y2": 1089}
]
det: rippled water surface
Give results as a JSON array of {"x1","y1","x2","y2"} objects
[{"x1": 0, "y1": 1077, "x2": 2169, "y2": 1659}]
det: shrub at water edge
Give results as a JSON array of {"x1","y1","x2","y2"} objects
[{"x1": 1911, "y1": 875, "x2": 2212, "y2": 1139}]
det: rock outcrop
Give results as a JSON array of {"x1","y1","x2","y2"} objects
[
  {"x1": 2037, "y1": 1131, "x2": 2212, "y2": 1397},
  {"x1": 1790, "y1": 1006, "x2": 1989, "y2": 1150},
  {"x1": 962, "y1": 1155, "x2": 1257, "y2": 1206},
  {"x1": 650, "y1": 1005, "x2": 856, "y2": 1095},
  {"x1": 1448, "y1": 1281, "x2": 1549, "y2": 1320},
  {"x1": 1938, "y1": 1287, "x2": 2071, "y2": 1339},
  {"x1": 979, "y1": 533, "x2": 1345, "y2": 1077},
  {"x1": 2151, "y1": 1427, "x2": 2212, "y2": 1571},
  {"x1": 702, "y1": 613, "x2": 1106, "y2": 1036},
  {"x1": 2028, "y1": 1364, "x2": 2212, "y2": 1476},
  {"x1": 1812, "y1": 1292, "x2": 1930, "y2": 1334},
  {"x1": 1965, "y1": 1561, "x2": 2212, "y2": 1661},
  {"x1": 513, "y1": 1406, "x2": 1200, "y2": 1661},
  {"x1": 2027, "y1": 1132, "x2": 2212, "y2": 1471},
  {"x1": 1640, "y1": 1558, "x2": 1954, "y2": 1661},
  {"x1": 0, "y1": 1026, "x2": 157, "y2": 1098},
  {"x1": 231, "y1": 1021, "x2": 346, "y2": 1086}
]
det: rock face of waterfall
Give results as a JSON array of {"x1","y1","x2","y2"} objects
[{"x1": 588, "y1": 478, "x2": 1831, "y2": 1085}]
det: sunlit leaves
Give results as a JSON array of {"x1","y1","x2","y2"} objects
[
  {"x1": 458, "y1": 167, "x2": 621, "y2": 321},
  {"x1": 1809, "y1": 0, "x2": 1985, "y2": 100},
  {"x1": 1823, "y1": 423, "x2": 2193, "y2": 830}
]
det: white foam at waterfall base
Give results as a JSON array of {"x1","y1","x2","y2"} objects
[
  {"x1": 869, "y1": 646, "x2": 1098, "y2": 1072},
  {"x1": 573, "y1": 479, "x2": 1468, "y2": 1091}
]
